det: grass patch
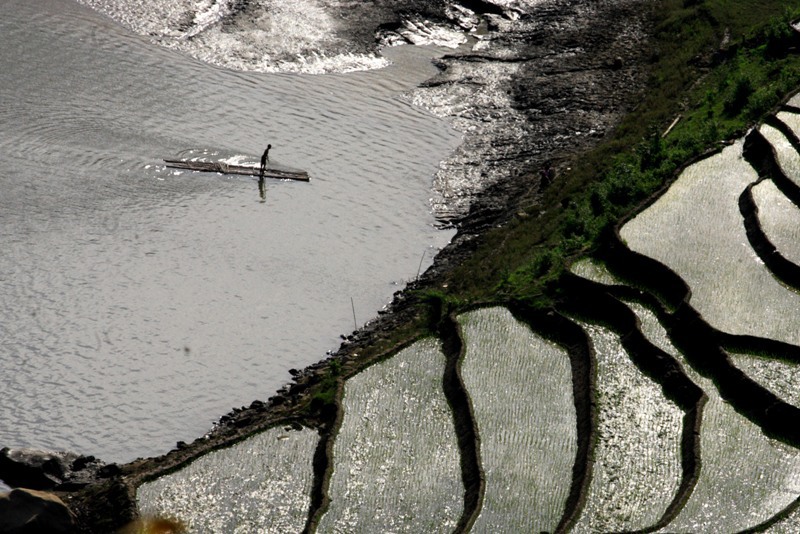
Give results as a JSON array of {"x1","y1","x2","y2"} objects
[
  {"x1": 310, "y1": 359, "x2": 342, "y2": 409},
  {"x1": 439, "y1": 1, "x2": 800, "y2": 308}
]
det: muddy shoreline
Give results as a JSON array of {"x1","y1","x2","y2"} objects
[{"x1": 2, "y1": 0, "x2": 657, "y2": 530}]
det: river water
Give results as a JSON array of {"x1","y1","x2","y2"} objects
[{"x1": 0, "y1": 0, "x2": 460, "y2": 462}]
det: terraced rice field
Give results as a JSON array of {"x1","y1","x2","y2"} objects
[
  {"x1": 569, "y1": 321, "x2": 682, "y2": 532},
  {"x1": 459, "y1": 307, "x2": 576, "y2": 532},
  {"x1": 759, "y1": 494, "x2": 800, "y2": 532},
  {"x1": 762, "y1": 123, "x2": 800, "y2": 187},
  {"x1": 136, "y1": 426, "x2": 318, "y2": 533},
  {"x1": 621, "y1": 139, "x2": 800, "y2": 346},
  {"x1": 778, "y1": 108, "x2": 800, "y2": 143},
  {"x1": 627, "y1": 301, "x2": 800, "y2": 532},
  {"x1": 751, "y1": 179, "x2": 800, "y2": 264},
  {"x1": 569, "y1": 258, "x2": 619, "y2": 286},
  {"x1": 317, "y1": 338, "x2": 462, "y2": 533},
  {"x1": 730, "y1": 353, "x2": 800, "y2": 408}
]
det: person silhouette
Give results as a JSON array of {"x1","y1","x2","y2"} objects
[{"x1": 260, "y1": 144, "x2": 271, "y2": 179}]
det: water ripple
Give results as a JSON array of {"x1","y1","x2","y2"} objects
[{"x1": 0, "y1": 0, "x2": 459, "y2": 462}]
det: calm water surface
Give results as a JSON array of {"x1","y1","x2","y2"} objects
[{"x1": 0, "y1": 0, "x2": 460, "y2": 462}]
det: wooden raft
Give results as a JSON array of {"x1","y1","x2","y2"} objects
[{"x1": 164, "y1": 159, "x2": 310, "y2": 182}]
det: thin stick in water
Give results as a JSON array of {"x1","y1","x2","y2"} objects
[{"x1": 351, "y1": 297, "x2": 357, "y2": 330}]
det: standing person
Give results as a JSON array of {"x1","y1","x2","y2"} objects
[{"x1": 260, "y1": 144, "x2": 271, "y2": 179}]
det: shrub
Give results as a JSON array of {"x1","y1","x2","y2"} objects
[
  {"x1": 760, "y1": 12, "x2": 796, "y2": 59},
  {"x1": 724, "y1": 75, "x2": 754, "y2": 116}
]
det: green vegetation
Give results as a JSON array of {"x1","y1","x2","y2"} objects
[
  {"x1": 621, "y1": 138, "x2": 800, "y2": 347},
  {"x1": 310, "y1": 359, "x2": 341, "y2": 409},
  {"x1": 332, "y1": 1, "x2": 800, "y2": 374},
  {"x1": 569, "y1": 258, "x2": 621, "y2": 286},
  {"x1": 125, "y1": 6, "x2": 800, "y2": 531},
  {"x1": 292, "y1": 7, "x2": 800, "y2": 513},
  {"x1": 438, "y1": 1, "x2": 800, "y2": 308}
]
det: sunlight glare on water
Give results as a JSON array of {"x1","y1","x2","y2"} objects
[{"x1": 75, "y1": 0, "x2": 391, "y2": 73}]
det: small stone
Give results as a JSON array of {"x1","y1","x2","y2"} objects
[
  {"x1": 70, "y1": 455, "x2": 96, "y2": 471},
  {"x1": 97, "y1": 464, "x2": 121, "y2": 478},
  {"x1": 0, "y1": 489, "x2": 76, "y2": 534}
]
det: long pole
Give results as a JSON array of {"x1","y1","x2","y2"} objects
[{"x1": 417, "y1": 250, "x2": 426, "y2": 280}]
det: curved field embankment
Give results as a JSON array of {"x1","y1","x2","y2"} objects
[
  {"x1": 315, "y1": 339, "x2": 463, "y2": 533},
  {"x1": 459, "y1": 307, "x2": 579, "y2": 532},
  {"x1": 551, "y1": 125, "x2": 800, "y2": 529},
  {"x1": 556, "y1": 272, "x2": 702, "y2": 532},
  {"x1": 136, "y1": 426, "x2": 319, "y2": 532}
]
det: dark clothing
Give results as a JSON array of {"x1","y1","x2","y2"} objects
[{"x1": 259, "y1": 144, "x2": 271, "y2": 179}]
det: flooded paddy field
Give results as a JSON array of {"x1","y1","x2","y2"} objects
[
  {"x1": 762, "y1": 123, "x2": 800, "y2": 188},
  {"x1": 627, "y1": 302, "x2": 800, "y2": 532},
  {"x1": 621, "y1": 139, "x2": 800, "y2": 346},
  {"x1": 569, "y1": 258, "x2": 621, "y2": 286},
  {"x1": 570, "y1": 321, "x2": 682, "y2": 532},
  {"x1": 610, "y1": 120, "x2": 800, "y2": 530},
  {"x1": 122, "y1": 137, "x2": 800, "y2": 528},
  {"x1": 317, "y1": 338, "x2": 462, "y2": 533},
  {"x1": 730, "y1": 353, "x2": 800, "y2": 413},
  {"x1": 136, "y1": 426, "x2": 318, "y2": 532},
  {"x1": 459, "y1": 307, "x2": 576, "y2": 532},
  {"x1": 752, "y1": 179, "x2": 800, "y2": 265},
  {"x1": 72, "y1": 106, "x2": 800, "y2": 530}
]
